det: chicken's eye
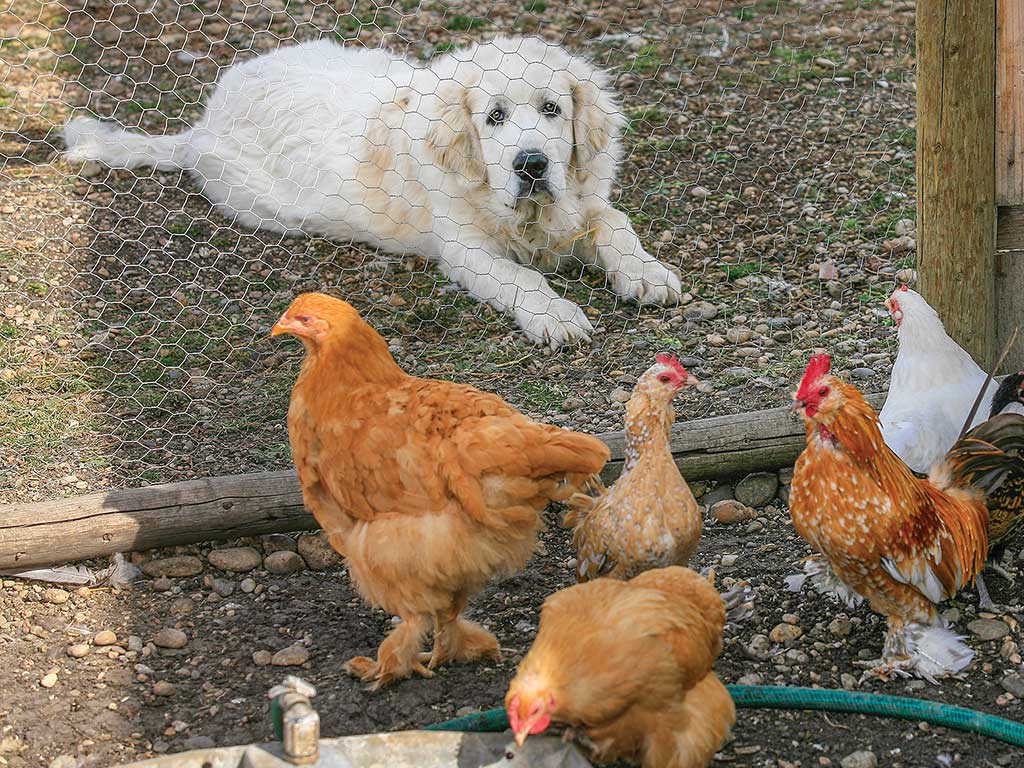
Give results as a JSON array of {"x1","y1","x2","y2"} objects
[
  {"x1": 541, "y1": 100, "x2": 561, "y2": 116},
  {"x1": 488, "y1": 107, "x2": 506, "y2": 125},
  {"x1": 658, "y1": 374, "x2": 671, "y2": 383},
  {"x1": 818, "y1": 386, "x2": 829, "y2": 397},
  {"x1": 295, "y1": 314, "x2": 310, "y2": 324}
]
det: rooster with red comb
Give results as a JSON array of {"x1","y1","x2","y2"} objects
[
  {"x1": 789, "y1": 353, "x2": 1024, "y2": 682},
  {"x1": 563, "y1": 352, "x2": 703, "y2": 581}
]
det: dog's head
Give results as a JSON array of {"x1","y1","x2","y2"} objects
[{"x1": 427, "y1": 37, "x2": 624, "y2": 214}]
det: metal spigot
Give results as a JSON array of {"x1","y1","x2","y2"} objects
[{"x1": 268, "y1": 676, "x2": 320, "y2": 765}]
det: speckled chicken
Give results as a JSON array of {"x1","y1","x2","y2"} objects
[
  {"x1": 790, "y1": 354, "x2": 1024, "y2": 682},
  {"x1": 563, "y1": 354, "x2": 701, "y2": 581}
]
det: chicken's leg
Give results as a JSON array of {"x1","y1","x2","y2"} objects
[
  {"x1": 428, "y1": 591, "x2": 499, "y2": 668},
  {"x1": 344, "y1": 614, "x2": 432, "y2": 690},
  {"x1": 976, "y1": 572, "x2": 998, "y2": 612}
]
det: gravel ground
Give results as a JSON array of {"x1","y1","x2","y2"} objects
[
  {"x1": 1, "y1": 0, "x2": 916, "y2": 500},
  {"x1": 3, "y1": 485, "x2": 1023, "y2": 768},
  {"x1": 5, "y1": 2, "x2": 1010, "y2": 768}
]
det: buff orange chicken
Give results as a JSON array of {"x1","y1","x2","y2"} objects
[
  {"x1": 272, "y1": 293, "x2": 609, "y2": 689},
  {"x1": 564, "y1": 354, "x2": 702, "y2": 581},
  {"x1": 505, "y1": 566, "x2": 734, "y2": 768},
  {"x1": 789, "y1": 354, "x2": 1024, "y2": 681}
]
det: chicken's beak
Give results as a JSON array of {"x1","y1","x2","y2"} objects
[
  {"x1": 514, "y1": 729, "x2": 529, "y2": 748},
  {"x1": 685, "y1": 373, "x2": 701, "y2": 387},
  {"x1": 270, "y1": 317, "x2": 291, "y2": 338},
  {"x1": 790, "y1": 400, "x2": 805, "y2": 415}
]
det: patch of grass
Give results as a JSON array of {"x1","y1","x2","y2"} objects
[
  {"x1": 446, "y1": 14, "x2": 488, "y2": 32},
  {"x1": 624, "y1": 105, "x2": 670, "y2": 134},
  {"x1": 889, "y1": 128, "x2": 916, "y2": 150},
  {"x1": 724, "y1": 262, "x2": 760, "y2": 280},
  {"x1": 434, "y1": 41, "x2": 456, "y2": 54},
  {"x1": 526, "y1": 0, "x2": 547, "y2": 11},
  {"x1": 710, "y1": 151, "x2": 735, "y2": 165},
  {"x1": 516, "y1": 379, "x2": 565, "y2": 410},
  {"x1": 631, "y1": 44, "x2": 663, "y2": 75},
  {"x1": 25, "y1": 280, "x2": 47, "y2": 296}
]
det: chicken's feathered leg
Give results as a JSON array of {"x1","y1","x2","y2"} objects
[
  {"x1": 343, "y1": 614, "x2": 432, "y2": 690},
  {"x1": 427, "y1": 590, "x2": 500, "y2": 669}
]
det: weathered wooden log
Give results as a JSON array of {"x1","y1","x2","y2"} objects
[{"x1": 0, "y1": 394, "x2": 886, "y2": 571}]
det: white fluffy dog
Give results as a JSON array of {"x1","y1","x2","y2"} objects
[{"x1": 64, "y1": 36, "x2": 682, "y2": 347}]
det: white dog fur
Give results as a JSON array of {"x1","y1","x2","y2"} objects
[{"x1": 63, "y1": 36, "x2": 682, "y2": 347}]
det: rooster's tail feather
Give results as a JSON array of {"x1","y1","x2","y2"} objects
[
  {"x1": 939, "y1": 413, "x2": 1024, "y2": 496},
  {"x1": 561, "y1": 475, "x2": 608, "y2": 529}
]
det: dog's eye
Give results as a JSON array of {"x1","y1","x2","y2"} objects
[
  {"x1": 541, "y1": 101, "x2": 561, "y2": 116},
  {"x1": 487, "y1": 107, "x2": 506, "y2": 125}
]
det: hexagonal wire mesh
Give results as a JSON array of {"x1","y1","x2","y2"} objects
[{"x1": 0, "y1": 0, "x2": 914, "y2": 503}]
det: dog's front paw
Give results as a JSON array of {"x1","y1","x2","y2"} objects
[
  {"x1": 610, "y1": 257, "x2": 683, "y2": 305},
  {"x1": 517, "y1": 298, "x2": 594, "y2": 349}
]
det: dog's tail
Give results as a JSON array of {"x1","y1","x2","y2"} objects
[{"x1": 63, "y1": 117, "x2": 197, "y2": 172}]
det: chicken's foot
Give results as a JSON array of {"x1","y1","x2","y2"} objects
[
  {"x1": 343, "y1": 614, "x2": 431, "y2": 690},
  {"x1": 989, "y1": 562, "x2": 1016, "y2": 584},
  {"x1": 976, "y1": 573, "x2": 999, "y2": 612}
]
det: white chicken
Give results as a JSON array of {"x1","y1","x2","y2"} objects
[{"x1": 879, "y1": 285, "x2": 996, "y2": 473}]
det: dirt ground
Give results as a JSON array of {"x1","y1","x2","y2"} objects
[
  {"x1": 5, "y1": 1, "x2": 1021, "y2": 767},
  {"x1": 3, "y1": 503, "x2": 1023, "y2": 768}
]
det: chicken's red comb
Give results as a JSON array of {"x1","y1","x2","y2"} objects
[
  {"x1": 656, "y1": 352, "x2": 688, "y2": 378},
  {"x1": 899, "y1": 283, "x2": 909, "y2": 291},
  {"x1": 796, "y1": 354, "x2": 831, "y2": 400}
]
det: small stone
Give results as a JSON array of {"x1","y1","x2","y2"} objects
[
  {"x1": 0, "y1": 737, "x2": 23, "y2": 755},
  {"x1": 840, "y1": 673, "x2": 857, "y2": 690},
  {"x1": 736, "y1": 672, "x2": 762, "y2": 685},
  {"x1": 720, "y1": 554, "x2": 739, "y2": 567},
  {"x1": 252, "y1": 650, "x2": 273, "y2": 666},
  {"x1": 1001, "y1": 674, "x2": 1024, "y2": 698},
  {"x1": 895, "y1": 220, "x2": 916, "y2": 238},
  {"x1": 456, "y1": 706, "x2": 480, "y2": 717},
  {"x1": 690, "y1": 185, "x2": 711, "y2": 198},
  {"x1": 745, "y1": 519, "x2": 764, "y2": 534},
  {"x1": 43, "y1": 588, "x2": 69, "y2": 605},
  {"x1": 968, "y1": 618, "x2": 1010, "y2": 641},
  {"x1": 684, "y1": 301, "x2": 718, "y2": 321},
  {"x1": 817, "y1": 259, "x2": 838, "y2": 281},
  {"x1": 261, "y1": 533, "x2": 297, "y2": 554},
  {"x1": 734, "y1": 472, "x2": 779, "y2": 508},
  {"x1": 153, "y1": 681, "x2": 176, "y2": 697},
  {"x1": 895, "y1": 267, "x2": 917, "y2": 284},
  {"x1": 169, "y1": 597, "x2": 196, "y2": 615},
  {"x1": 264, "y1": 550, "x2": 306, "y2": 575},
  {"x1": 151, "y1": 576, "x2": 173, "y2": 592},
  {"x1": 271, "y1": 644, "x2": 310, "y2": 667},
  {"x1": 561, "y1": 396, "x2": 585, "y2": 411},
  {"x1": 297, "y1": 532, "x2": 341, "y2": 571},
  {"x1": 207, "y1": 547, "x2": 262, "y2": 573},
  {"x1": 67, "y1": 644, "x2": 90, "y2": 658},
  {"x1": 609, "y1": 387, "x2": 631, "y2": 403},
  {"x1": 128, "y1": 636, "x2": 143, "y2": 652},
  {"x1": 744, "y1": 634, "x2": 772, "y2": 660},
  {"x1": 152, "y1": 628, "x2": 188, "y2": 649},
  {"x1": 702, "y1": 483, "x2": 734, "y2": 506},
  {"x1": 49, "y1": 756, "x2": 77, "y2": 768},
  {"x1": 208, "y1": 577, "x2": 235, "y2": 597},
  {"x1": 711, "y1": 500, "x2": 755, "y2": 525},
  {"x1": 840, "y1": 751, "x2": 877, "y2": 768},
  {"x1": 142, "y1": 556, "x2": 204, "y2": 578},
  {"x1": 769, "y1": 623, "x2": 803, "y2": 645},
  {"x1": 726, "y1": 326, "x2": 753, "y2": 344},
  {"x1": 850, "y1": 367, "x2": 875, "y2": 380},
  {"x1": 829, "y1": 617, "x2": 853, "y2": 637},
  {"x1": 240, "y1": 578, "x2": 257, "y2": 593},
  {"x1": 185, "y1": 736, "x2": 216, "y2": 750},
  {"x1": 93, "y1": 630, "x2": 117, "y2": 646},
  {"x1": 40, "y1": 672, "x2": 58, "y2": 688}
]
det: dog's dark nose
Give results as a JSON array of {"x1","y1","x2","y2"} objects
[{"x1": 514, "y1": 150, "x2": 549, "y2": 181}]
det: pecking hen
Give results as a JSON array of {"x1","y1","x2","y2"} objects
[
  {"x1": 272, "y1": 293, "x2": 609, "y2": 689},
  {"x1": 789, "y1": 354, "x2": 1024, "y2": 682},
  {"x1": 505, "y1": 566, "x2": 734, "y2": 768}
]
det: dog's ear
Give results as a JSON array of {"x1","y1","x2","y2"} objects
[
  {"x1": 570, "y1": 64, "x2": 625, "y2": 186},
  {"x1": 426, "y1": 81, "x2": 485, "y2": 183}
]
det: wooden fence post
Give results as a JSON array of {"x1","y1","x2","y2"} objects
[
  {"x1": 917, "y1": 0, "x2": 997, "y2": 367},
  {"x1": 997, "y1": 0, "x2": 1024, "y2": 371}
]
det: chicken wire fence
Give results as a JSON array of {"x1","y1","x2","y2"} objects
[{"x1": 0, "y1": 0, "x2": 915, "y2": 503}]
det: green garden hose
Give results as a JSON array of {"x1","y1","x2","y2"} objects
[{"x1": 425, "y1": 685, "x2": 1024, "y2": 748}]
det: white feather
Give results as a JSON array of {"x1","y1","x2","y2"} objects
[
  {"x1": 880, "y1": 288, "x2": 996, "y2": 473},
  {"x1": 903, "y1": 622, "x2": 974, "y2": 684}
]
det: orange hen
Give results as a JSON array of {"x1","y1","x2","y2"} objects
[
  {"x1": 564, "y1": 354, "x2": 702, "y2": 581},
  {"x1": 272, "y1": 293, "x2": 609, "y2": 689},
  {"x1": 505, "y1": 566, "x2": 734, "y2": 768},
  {"x1": 789, "y1": 354, "x2": 1024, "y2": 681}
]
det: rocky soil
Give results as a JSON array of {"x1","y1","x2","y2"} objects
[{"x1": 3, "y1": 473, "x2": 1024, "y2": 768}]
